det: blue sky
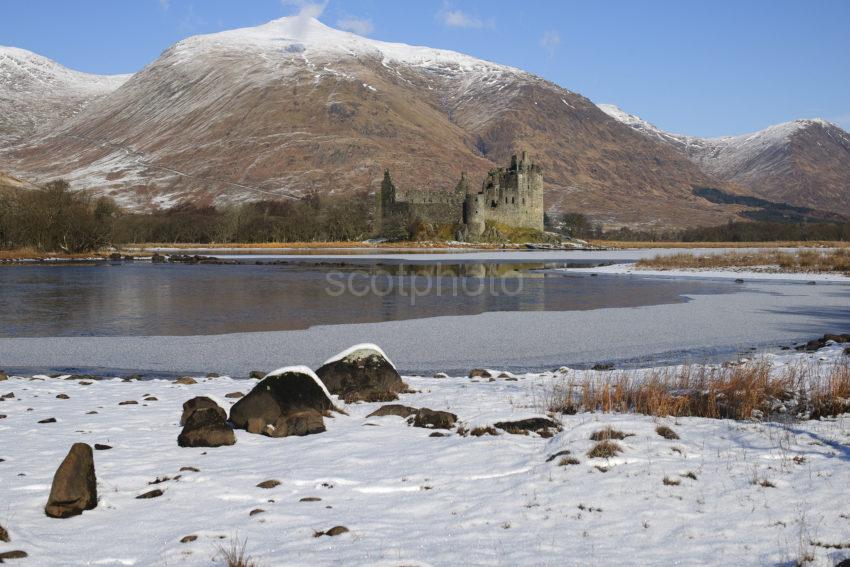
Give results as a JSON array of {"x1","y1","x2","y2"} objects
[{"x1": 2, "y1": 0, "x2": 848, "y2": 137}]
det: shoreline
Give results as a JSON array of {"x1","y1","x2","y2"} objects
[{"x1": 564, "y1": 262, "x2": 850, "y2": 283}]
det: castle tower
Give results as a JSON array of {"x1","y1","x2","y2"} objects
[{"x1": 375, "y1": 169, "x2": 396, "y2": 234}]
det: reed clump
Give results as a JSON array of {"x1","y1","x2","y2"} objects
[
  {"x1": 635, "y1": 249, "x2": 850, "y2": 273},
  {"x1": 543, "y1": 359, "x2": 850, "y2": 421}
]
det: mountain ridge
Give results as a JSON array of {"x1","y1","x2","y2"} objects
[
  {"x1": 2, "y1": 17, "x2": 842, "y2": 228},
  {"x1": 599, "y1": 104, "x2": 850, "y2": 215}
]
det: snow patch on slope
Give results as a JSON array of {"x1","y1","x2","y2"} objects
[
  {"x1": 0, "y1": 46, "x2": 131, "y2": 144},
  {"x1": 172, "y1": 16, "x2": 523, "y2": 76},
  {"x1": 598, "y1": 103, "x2": 846, "y2": 179}
]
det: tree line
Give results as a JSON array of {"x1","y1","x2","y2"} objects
[
  {"x1": 550, "y1": 212, "x2": 850, "y2": 243},
  {"x1": 1, "y1": 181, "x2": 847, "y2": 253},
  {"x1": 0, "y1": 180, "x2": 372, "y2": 252}
]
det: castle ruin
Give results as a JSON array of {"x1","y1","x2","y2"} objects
[{"x1": 376, "y1": 152, "x2": 544, "y2": 240}]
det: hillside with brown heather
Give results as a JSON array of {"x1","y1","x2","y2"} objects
[
  {"x1": 4, "y1": 17, "x2": 751, "y2": 228},
  {"x1": 599, "y1": 105, "x2": 850, "y2": 217}
]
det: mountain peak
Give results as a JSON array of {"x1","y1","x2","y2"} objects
[{"x1": 172, "y1": 16, "x2": 520, "y2": 76}]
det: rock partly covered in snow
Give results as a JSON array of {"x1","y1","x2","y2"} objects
[
  {"x1": 315, "y1": 344, "x2": 407, "y2": 403},
  {"x1": 229, "y1": 366, "x2": 335, "y2": 437}
]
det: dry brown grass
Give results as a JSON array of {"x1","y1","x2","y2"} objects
[
  {"x1": 655, "y1": 425, "x2": 680, "y2": 440},
  {"x1": 543, "y1": 358, "x2": 850, "y2": 421},
  {"x1": 594, "y1": 240, "x2": 850, "y2": 250},
  {"x1": 587, "y1": 440, "x2": 622, "y2": 458},
  {"x1": 218, "y1": 537, "x2": 259, "y2": 567},
  {"x1": 589, "y1": 427, "x2": 632, "y2": 441},
  {"x1": 635, "y1": 249, "x2": 850, "y2": 273},
  {"x1": 0, "y1": 247, "x2": 103, "y2": 260}
]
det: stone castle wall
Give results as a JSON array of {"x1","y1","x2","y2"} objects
[
  {"x1": 463, "y1": 152, "x2": 544, "y2": 235},
  {"x1": 377, "y1": 153, "x2": 543, "y2": 240}
]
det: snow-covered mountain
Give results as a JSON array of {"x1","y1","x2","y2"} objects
[
  {"x1": 1, "y1": 17, "x2": 755, "y2": 227},
  {"x1": 599, "y1": 104, "x2": 850, "y2": 214},
  {"x1": 0, "y1": 46, "x2": 130, "y2": 146}
]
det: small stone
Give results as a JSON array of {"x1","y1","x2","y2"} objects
[
  {"x1": 1, "y1": 392, "x2": 14, "y2": 399},
  {"x1": 136, "y1": 489, "x2": 163, "y2": 499},
  {"x1": 144, "y1": 396, "x2": 158, "y2": 401},
  {"x1": 180, "y1": 466, "x2": 200, "y2": 472},
  {"x1": 248, "y1": 370, "x2": 266, "y2": 379},
  {"x1": 79, "y1": 381, "x2": 93, "y2": 386},
  {"x1": 0, "y1": 550, "x2": 28, "y2": 560},
  {"x1": 0, "y1": 414, "x2": 6, "y2": 419},
  {"x1": 300, "y1": 497, "x2": 321, "y2": 502},
  {"x1": 38, "y1": 417, "x2": 57, "y2": 424},
  {"x1": 468, "y1": 368, "x2": 491, "y2": 378},
  {"x1": 315, "y1": 526, "x2": 349, "y2": 537},
  {"x1": 367, "y1": 404, "x2": 418, "y2": 418},
  {"x1": 175, "y1": 376, "x2": 197, "y2": 385},
  {"x1": 249, "y1": 508, "x2": 265, "y2": 516},
  {"x1": 256, "y1": 480, "x2": 281, "y2": 489},
  {"x1": 180, "y1": 535, "x2": 197, "y2": 543},
  {"x1": 433, "y1": 372, "x2": 449, "y2": 379},
  {"x1": 224, "y1": 391, "x2": 244, "y2": 399},
  {"x1": 86, "y1": 411, "x2": 98, "y2": 415},
  {"x1": 413, "y1": 408, "x2": 457, "y2": 429},
  {"x1": 0, "y1": 523, "x2": 8, "y2": 542},
  {"x1": 206, "y1": 372, "x2": 220, "y2": 378},
  {"x1": 429, "y1": 432, "x2": 447, "y2": 437},
  {"x1": 56, "y1": 394, "x2": 70, "y2": 399},
  {"x1": 94, "y1": 444, "x2": 112, "y2": 451},
  {"x1": 118, "y1": 400, "x2": 138, "y2": 406}
]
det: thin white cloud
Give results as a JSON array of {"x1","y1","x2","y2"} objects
[
  {"x1": 157, "y1": 0, "x2": 170, "y2": 11},
  {"x1": 337, "y1": 16, "x2": 374, "y2": 36},
  {"x1": 282, "y1": 0, "x2": 327, "y2": 19},
  {"x1": 437, "y1": 3, "x2": 493, "y2": 29},
  {"x1": 539, "y1": 30, "x2": 561, "y2": 57}
]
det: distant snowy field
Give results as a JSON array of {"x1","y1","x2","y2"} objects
[{"x1": 1, "y1": 346, "x2": 849, "y2": 566}]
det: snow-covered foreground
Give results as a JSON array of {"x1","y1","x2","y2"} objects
[{"x1": 1, "y1": 348, "x2": 850, "y2": 566}]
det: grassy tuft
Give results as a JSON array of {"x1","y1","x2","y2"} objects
[
  {"x1": 589, "y1": 427, "x2": 632, "y2": 441},
  {"x1": 587, "y1": 440, "x2": 622, "y2": 459},
  {"x1": 655, "y1": 425, "x2": 680, "y2": 440},
  {"x1": 218, "y1": 537, "x2": 259, "y2": 567}
]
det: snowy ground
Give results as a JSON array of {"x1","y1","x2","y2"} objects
[
  {"x1": 564, "y1": 262, "x2": 850, "y2": 283},
  {"x1": 1, "y1": 346, "x2": 849, "y2": 566}
]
